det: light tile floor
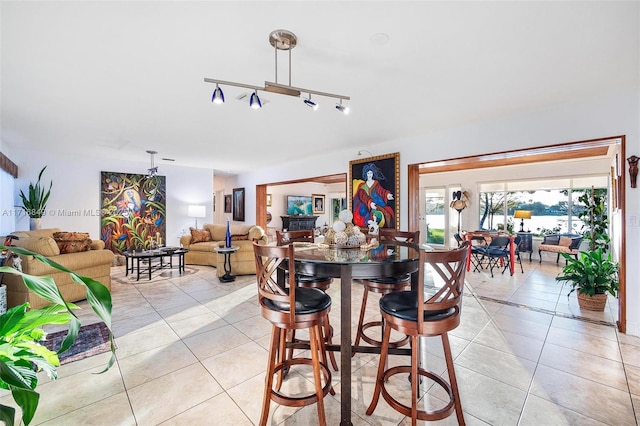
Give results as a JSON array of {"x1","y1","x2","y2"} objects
[{"x1": 2, "y1": 259, "x2": 639, "y2": 425}]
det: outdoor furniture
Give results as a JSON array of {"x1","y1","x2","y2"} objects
[{"x1": 538, "y1": 234, "x2": 583, "y2": 264}]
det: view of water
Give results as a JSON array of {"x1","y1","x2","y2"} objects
[{"x1": 425, "y1": 215, "x2": 586, "y2": 235}]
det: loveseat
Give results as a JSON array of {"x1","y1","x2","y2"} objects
[
  {"x1": 538, "y1": 234, "x2": 583, "y2": 264},
  {"x1": 2, "y1": 228, "x2": 114, "y2": 309},
  {"x1": 179, "y1": 223, "x2": 267, "y2": 277}
]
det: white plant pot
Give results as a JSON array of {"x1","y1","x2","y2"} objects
[{"x1": 29, "y1": 218, "x2": 42, "y2": 231}]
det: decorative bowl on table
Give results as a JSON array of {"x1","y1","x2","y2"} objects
[{"x1": 322, "y1": 209, "x2": 367, "y2": 248}]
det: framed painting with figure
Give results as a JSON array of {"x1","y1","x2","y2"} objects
[
  {"x1": 233, "y1": 188, "x2": 245, "y2": 221},
  {"x1": 349, "y1": 152, "x2": 399, "y2": 230},
  {"x1": 312, "y1": 194, "x2": 325, "y2": 214},
  {"x1": 224, "y1": 195, "x2": 232, "y2": 213}
]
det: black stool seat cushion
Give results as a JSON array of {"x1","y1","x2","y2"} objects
[
  {"x1": 264, "y1": 287, "x2": 332, "y2": 314},
  {"x1": 380, "y1": 291, "x2": 454, "y2": 322},
  {"x1": 366, "y1": 274, "x2": 411, "y2": 285},
  {"x1": 298, "y1": 274, "x2": 333, "y2": 284}
]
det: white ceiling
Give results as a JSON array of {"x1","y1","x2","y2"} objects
[{"x1": 2, "y1": 1, "x2": 638, "y2": 174}]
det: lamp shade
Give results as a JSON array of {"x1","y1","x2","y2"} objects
[
  {"x1": 188, "y1": 205, "x2": 206, "y2": 218},
  {"x1": 513, "y1": 210, "x2": 531, "y2": 219}
]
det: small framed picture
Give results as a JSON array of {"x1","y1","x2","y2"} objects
[
  {"x1": 266, "y1": 193, "x2": 272, "y2": 207},
  {"x1": 312, "y1": 194, "x2": 325, "y2": 214},
  {"x1": 224, "y1": 194, "x2": 232, "y2": 213}
]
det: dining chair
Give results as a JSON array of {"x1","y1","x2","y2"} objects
[
  {"x1": 275, "y1": 229, "x2": 338, "y2": 371},
  {"x1": 512, "y1": 234, "x2": 524, "y2": 273},
  {"x1": 366, "y1": 243, "x2": 469, "y2": 426},
  {"x1": 252, "y1": 242, "x2": 334, "y2": 426},
  {"x1": 484, "y1": 236, "x2": 512, "y2": 277},
  {"x1": 354, "y1": 229, "x2": 419, "y2": 349}
]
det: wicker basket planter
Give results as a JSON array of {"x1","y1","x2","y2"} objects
[{"x1": 577, "y1": 292, "x2": 607, "y2": 311}]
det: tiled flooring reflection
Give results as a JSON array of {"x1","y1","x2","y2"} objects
[{"x1": 3, "y1": 261, "x2": 639, "y2": 425}]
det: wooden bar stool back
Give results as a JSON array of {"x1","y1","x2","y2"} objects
[
  {"x1": 366, "y1": 243, "x2": 469, "y2": 425},
  {"x1": 275, "y1": 229, "x2": 338, "y2": 371},
  {"x1": 253, "y1": 242, "x2": 334, "y2": 426},
  {"x1": 355, "y1": 229, "x2": 419, "y2": 349}
]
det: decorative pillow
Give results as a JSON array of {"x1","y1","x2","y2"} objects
[
  {"x1": 52, "y1": 232, "x2": 92, "y2": 254},
  {"x1": 558, "y1": 236, "x2": 573, "y2": 247},
  {"x1": 231, "y1": 234, "x2": 248, "y2": 241},
  {"x1": 190, "y1": 227, "x2": 212, "y2": 244},
  {"x1": 13, "y1": 236, "x2": 60, "y2": 257}
]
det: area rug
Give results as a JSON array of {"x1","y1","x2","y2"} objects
[{"x1": 43, "y1": 322, "x2": 112, "y2": 365}]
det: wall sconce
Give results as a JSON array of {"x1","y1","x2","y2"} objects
[
  {"x1": 627, "y1": 155, "x2": 639, "y2": 188},
  {"x1": 188, "y1": 205, "x2": 206, "y2": 228}
]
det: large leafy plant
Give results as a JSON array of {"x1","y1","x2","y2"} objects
[
  {"x1": 0, "y1": 245, "x2": 115, "y2": 426},
  {"x1": 19, "y1": 166, "x2": 52, "y2": 219},
  {"x1": 555, "y1": 248, "x2": 618, "y2": 297},
  {"x1": 576, "y1": 187, "x2": 609, "y2": 251}
]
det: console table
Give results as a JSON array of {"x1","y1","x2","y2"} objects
[{"x1": 280, "y1": 215, "x2": 318, "y2": 231}]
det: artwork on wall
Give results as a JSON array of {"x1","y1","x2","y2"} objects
[
  {"x1": 287, "y1": 195, "x2": 312, "y2": 215},
  {"x1": 100, "y1": 171, "x2": 166, "y2": 254},
  {"x1": 349, "y1": 152, "x2": 400, "y2": 230},
  {"x1": 312, "y1": 194, "x2": 325, "y2": 214},
  {"x1": 266, "y1": 193, "x2": 272, "y2": 207},
  {"x1": 224, "y1": 194, "x2": 232, "y2": 213},
  {"x1": 331, "y1": 198, "x2": 347, "y2": 222},
  {"x1": 233, "y1": 187, "x2": 245, "y2": 221}
]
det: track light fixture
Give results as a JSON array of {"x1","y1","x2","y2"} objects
[
  {"x1": 249, "y1": 91, "x2": 262, "y2": 109},
  {"x1": 212, "y1": 84, "x2": 225, "y2": 104},
  {"x1": 205, "y1": 29, "x2": 350, "y2": 113},
  {"x1": 336, "y1": 99, "x2": 350, "y2": 115},
  {"x1": 303, "y1": 94, "x2": 318, "y2": 110}
]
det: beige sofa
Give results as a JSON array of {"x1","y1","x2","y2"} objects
[
  {"x1": 2, "y1": 228, "x2": 114, "y2": 309},
  {"x1": 179, "y1": 223, "x2": 267, "y2": 277}
]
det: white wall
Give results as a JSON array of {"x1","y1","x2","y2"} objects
[{"x1": 9, "y1": 151, "x2": 214, "y2": 248}]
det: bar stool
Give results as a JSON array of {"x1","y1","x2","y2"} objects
[
  {"x1": 366, "y1": 243, "x2": 469, "y2": 425},
  {"x1": 276, "y1": 229, "x2": 338, "y2": 371},
  {"x1": 354, "y1": 229, "x2": 419, "y2": 349},
  {"x1": 253, "y1": 242, "x2": 334, "y2": 426}
]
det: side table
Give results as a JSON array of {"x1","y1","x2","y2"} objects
[{"x1": 214, "y1": 245, "x2": 239, "y2": 282}]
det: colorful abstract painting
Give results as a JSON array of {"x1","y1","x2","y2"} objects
[{"x1": 100, "y1": 172, "x2": 166, "y2": 253}]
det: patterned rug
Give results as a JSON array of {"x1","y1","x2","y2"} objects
[{"x1": 43, "y1": 322, "x2": 112, "y2": 365}]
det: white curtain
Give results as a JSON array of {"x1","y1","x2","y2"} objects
[{"x1": 0, "y1": 169, "x2": 15, "y2": 235}]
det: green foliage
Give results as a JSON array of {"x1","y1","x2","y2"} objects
[
  {"x1": 555, "y1": 249, "x2": 618, "y2": 298},
  {"x1": 576, "y1": 188, "x2": 609, "y2": 251},
  {"x1": 18, "y1": 167, "x2": 52, "y2": 219},
  {"x1": 0, "y1": 245, "x2": 115, "y2": 425},
  {"x1": 426, "y1": 227, "x2": 444, "y2": 245}
]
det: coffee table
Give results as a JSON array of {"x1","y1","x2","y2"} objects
[
  {"x1": 123, "y1": 247, "x2": 188, "y2": 281},
  {"x1": 214, "y1": 245, "x2": 239, "y2": 282}
]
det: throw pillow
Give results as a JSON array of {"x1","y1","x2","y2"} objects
[
  {"x1": 190, "y1": 227, "x2": 212, "y2": 243},
  {"x1": 558, "y1": 236, "x2": 573, "y2": 247},
  {"x1": 231, "y1": 234, "x2": 248, "y2": 241},
  {"x1": 52, "y1": 232, "x2": 92, "y2": 254}
]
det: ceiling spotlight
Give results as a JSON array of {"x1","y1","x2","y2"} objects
[
  {"x1": 204, "y1": 29, "x2": 350, "y2": 112},
  {"x1": 211, "y1": 84, "x2": 225, "y2": 104},
  {"x1": 249, "y1": 91, "x2": 262, "y2": 109},
  {"x1": 303, "y1": 95, "x2": 318, "y2": 110},
  {"x1": 336, "y1": 99, "x2": 350, "y2": 115}
]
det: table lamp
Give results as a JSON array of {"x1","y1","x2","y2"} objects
[
  {"x1": 513, "y1": 210, "x2": 531, "y2": 233},
  {"x1": 188, "y1": 205, "x2": 206, "y2": 228}
]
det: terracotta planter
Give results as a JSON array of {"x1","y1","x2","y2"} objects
[{"x1": 577, "y1": 292, "x2": 607, "y2": 311}]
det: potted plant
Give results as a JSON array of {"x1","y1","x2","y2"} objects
[
  {"x1": 555, "y1": 248, "x2": 618, "y2": 311},
  {"x1": 0, "y1": 245, "x2": 114, "y2": 426},
  {"x1": 18, "y1": 166, "x2": 52, "y2": 231},
  {"x1": 555, "y1": 187, "x2": 617, "y2": 311}
]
